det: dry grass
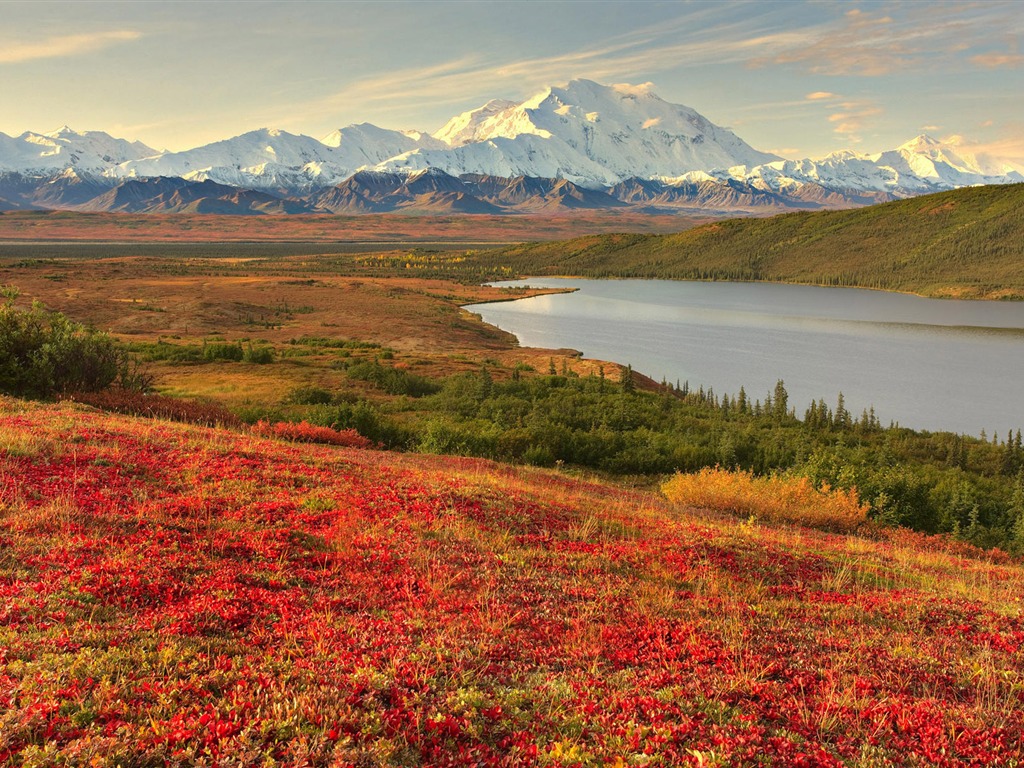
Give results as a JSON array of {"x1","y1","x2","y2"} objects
[
  {"x1": 0, "y1": 210, "x2": 693, "y2": 242},
  {"x1": 0, "y1": 261, "x2": 518, "y2": 350},
  {"x1": 0, "y1": 424, "x2": 51, "y2": 458},
  {"x1": 0, "y1": 253, "x2": 609, "y2": 406}
]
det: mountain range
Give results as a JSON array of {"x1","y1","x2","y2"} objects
[{"x1": 1, "y1": 79, "x2": 1021, "y2": 215}]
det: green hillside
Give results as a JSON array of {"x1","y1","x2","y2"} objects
[{"x1": 486, "y1": 183, "x2": 1024, "y2": 298}]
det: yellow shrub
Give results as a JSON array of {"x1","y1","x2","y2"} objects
[{"x1": 662, "y1": 467, "x2": 868, "y2": 533}]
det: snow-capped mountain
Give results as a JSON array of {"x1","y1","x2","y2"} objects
[
  {"x1": 377, "y1": 133, "x2": 628, "y2": 187},
  {"x1": 0, "y1": 126, "x2": 156, "y2": 174},
  {"x1": 1, "y1": 79, "x2": 1021, "y2": 215},
  {"x1": 706, "y1": 134, "x2": 1024, "y2": 198},
  {"x1": 433, "y1": 99, "x2": 518, "y2": 147},
  {"x1": 381, "y1": 79, "x2": 781, "y2": 186},
  {"x1": 321, "y1": 123, "x2": 447, "y2": 164},
  {"x1": 110, "y1": 126, "x2": 444, "y2": 191}
]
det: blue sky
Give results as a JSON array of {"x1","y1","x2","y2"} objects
[{"x1": 2, "y1": 0, "x2": 1022, "y2": 160}]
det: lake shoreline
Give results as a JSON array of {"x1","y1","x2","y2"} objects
[
  {"x1": 466, "y1": 278, "x2": 1024, "y2": 435},
  {"x1": 480, "y1": 273, "x2": 1023, "y2": 303}
]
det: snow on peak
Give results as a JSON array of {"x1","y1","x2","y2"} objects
[
  {"x1": 0, "y1": 127, "x2": 157, "y2": 173},
  {"x1": 392, "y1": 79, "x2": 781, "y2": 186},
  {"x1": 3, "y1": 80, "x2": 1020, "y2": 200},
  {"x1": 321, "y1": 122, "x2": 441, "y2": 152},
  {"x1": 107, "y1": 123, "x2": 448, "y2": 189},
  {"x1": 920, "y1": 135, "x2": 1024, "y2": 176},
  {"x1": 611, "y1": 81, "x2": 657, "y2": 98},
  {"x1": 878, "y1": 133, "x2": 1009, "y2": 180},
  {"x1": 46, "y1": 125, "x2": 80, "y2": 138},
  {"x1": 432, "y1": 99, "x2": 517, "y2": 147},
  {"x1": 716, "y1": 131, "x2": 1024, "y2": 197},
  {"x1": 897, "y1": 134, "x2": 944, "y2": 153},
  {"x1": 400, "y1": 129, "x2": 431, "y2": 142}
]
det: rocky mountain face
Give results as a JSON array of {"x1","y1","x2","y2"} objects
[{"x1": 1, "y1": 80, "x2": 1020, "y2": 215}]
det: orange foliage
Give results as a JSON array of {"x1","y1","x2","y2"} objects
[{"x1": 662, "y1": 467, "x2": 868, "y2": 533}]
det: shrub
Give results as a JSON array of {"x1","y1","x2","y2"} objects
[
  {"x1": 127, "y1": 341, "x2": 204, "y2": 363},
  {"x1": 0, "y1": 302, "x2": 148, "y2": 399},
  {"x1": 251, "y1": 420, "x2": 373, "y2": 448},
  {"x1": 346, "y1": 359, "x2": 440, "y2": 397},
  {"x1": 70, "y1": 390, "x2": 240, "y2": 427},
  {"x1": 203, "y1": 342, "x2": 244, "y2": 362},
  {"x1": 303, "y1": 401, "x2": 414, "y2": 450},
  {"x1": 243, "y1": 344, "x2": 275, "y2": 364},
  {"x1": 662, "y1": 467, "x2": 869, "y2": 533},
  {"x1": 285, "y1": 386, "x2": 334, "y2": 406},
  {"x1": 523, "y1": 444, "x2": 556, "y2": 467}
]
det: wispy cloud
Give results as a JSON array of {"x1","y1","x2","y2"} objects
[
  {"x1": 826, "y1": 100, "x2": 884, "y2": 142},
  {"x1": 276, "y1": 15, "x2": 828, "y2": 129},
  {"x1": 800, "y1": 89, "x2": 882, "y2": 143},
  {"x1": 268, "y1": 0, "x2": 1021, "y2": 138},
  {"x1": 971, "y1": 52, "x2": 1024, "y2": 68},
  {"x1": 756, "y1": 8, "x2": 940, "y2": 76},
  {"x1": 977, "y1": 140, "x2": 1024, "y2": 167},
  {"x1": 0, "y1": 30, "x2": 141, "y2": 64},
  {"x1": 754, "y1": 5, "x2": 1021, "y2": 77},
  {"x1": 942, "y1": 131, "x2": 1024, "y2": 170}
]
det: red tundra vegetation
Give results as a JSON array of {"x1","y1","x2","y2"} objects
[
  {"x1": 250, "y1": 419, "x2": 374, "y2": 449},
  {"x1": 1, "y1": 397, "x2": 1022, "y2": 766}
]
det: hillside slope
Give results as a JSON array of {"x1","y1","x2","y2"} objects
[
  {"x1": 2, "y1": 398, "x2": 1023, "y2": 765},
  {"x1": 489, "y1": 183, "x2": 1024, "y2": 298}
]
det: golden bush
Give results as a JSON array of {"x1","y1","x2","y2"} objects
[{"x1": 662, "y1": 467, "x2": 868, "y2": 533}]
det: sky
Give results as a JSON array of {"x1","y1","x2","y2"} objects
[{"x1": 1, "y1": 0, "x2": 1022, "y2": 161}]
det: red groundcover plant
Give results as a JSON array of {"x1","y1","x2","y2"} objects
[
  {"x1": 1, "y1": 397, "x2": 1023, "y2": 766},
  {"x1": 251, "y1": 419, "x2": 373, "y2": 448},
  {"x1": 69, "y1": 389, "x2": 240, "y2": 428}
]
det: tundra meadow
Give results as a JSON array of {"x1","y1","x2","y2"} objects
[
  {"x1": 5, "y1": 0, "x2": 1024, "y2": 762},
  {"x1": 2, "y1": 398, "x2": 1023, "y2": 766}
]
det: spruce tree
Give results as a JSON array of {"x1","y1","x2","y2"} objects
[
  {"x1": 773, "y1": 380, "x2": 789, "y2": 421},
  {"x1": 622, "y1": 364, "x2": 634, "y2": 393},
  {"x1": 835, "y1": 392, "x2": 850, "y2": 429}
]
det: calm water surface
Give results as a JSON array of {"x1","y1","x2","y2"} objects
[{"x1": 468, "y1": 279, "x2": 1024, "y2": 435}]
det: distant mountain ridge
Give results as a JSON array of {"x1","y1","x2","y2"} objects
[{"x1": 1, "y1": 79, "x2": 1021, "y2": 214}]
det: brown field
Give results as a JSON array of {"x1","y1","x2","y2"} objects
[
  {"x1": 3, "y1": 255, "x2": 521, "y2": 349},
  {"x1": 0, "y1": 252, "x2": 610, "y2": 406},
  {"x1": 0, "y1": 210, "x2": 698, "y2": 243},
  {"x1": 0, "y1": 211, "x2": 688, "y2": 407}
]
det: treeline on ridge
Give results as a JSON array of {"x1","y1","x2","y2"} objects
[{"x1": 469, "y1": 183, "x2": 1024, "y2": 298}]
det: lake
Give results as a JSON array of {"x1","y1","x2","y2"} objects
[{"x1": 467, "y1": 279, "x2": 1024, "y2": 436}]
